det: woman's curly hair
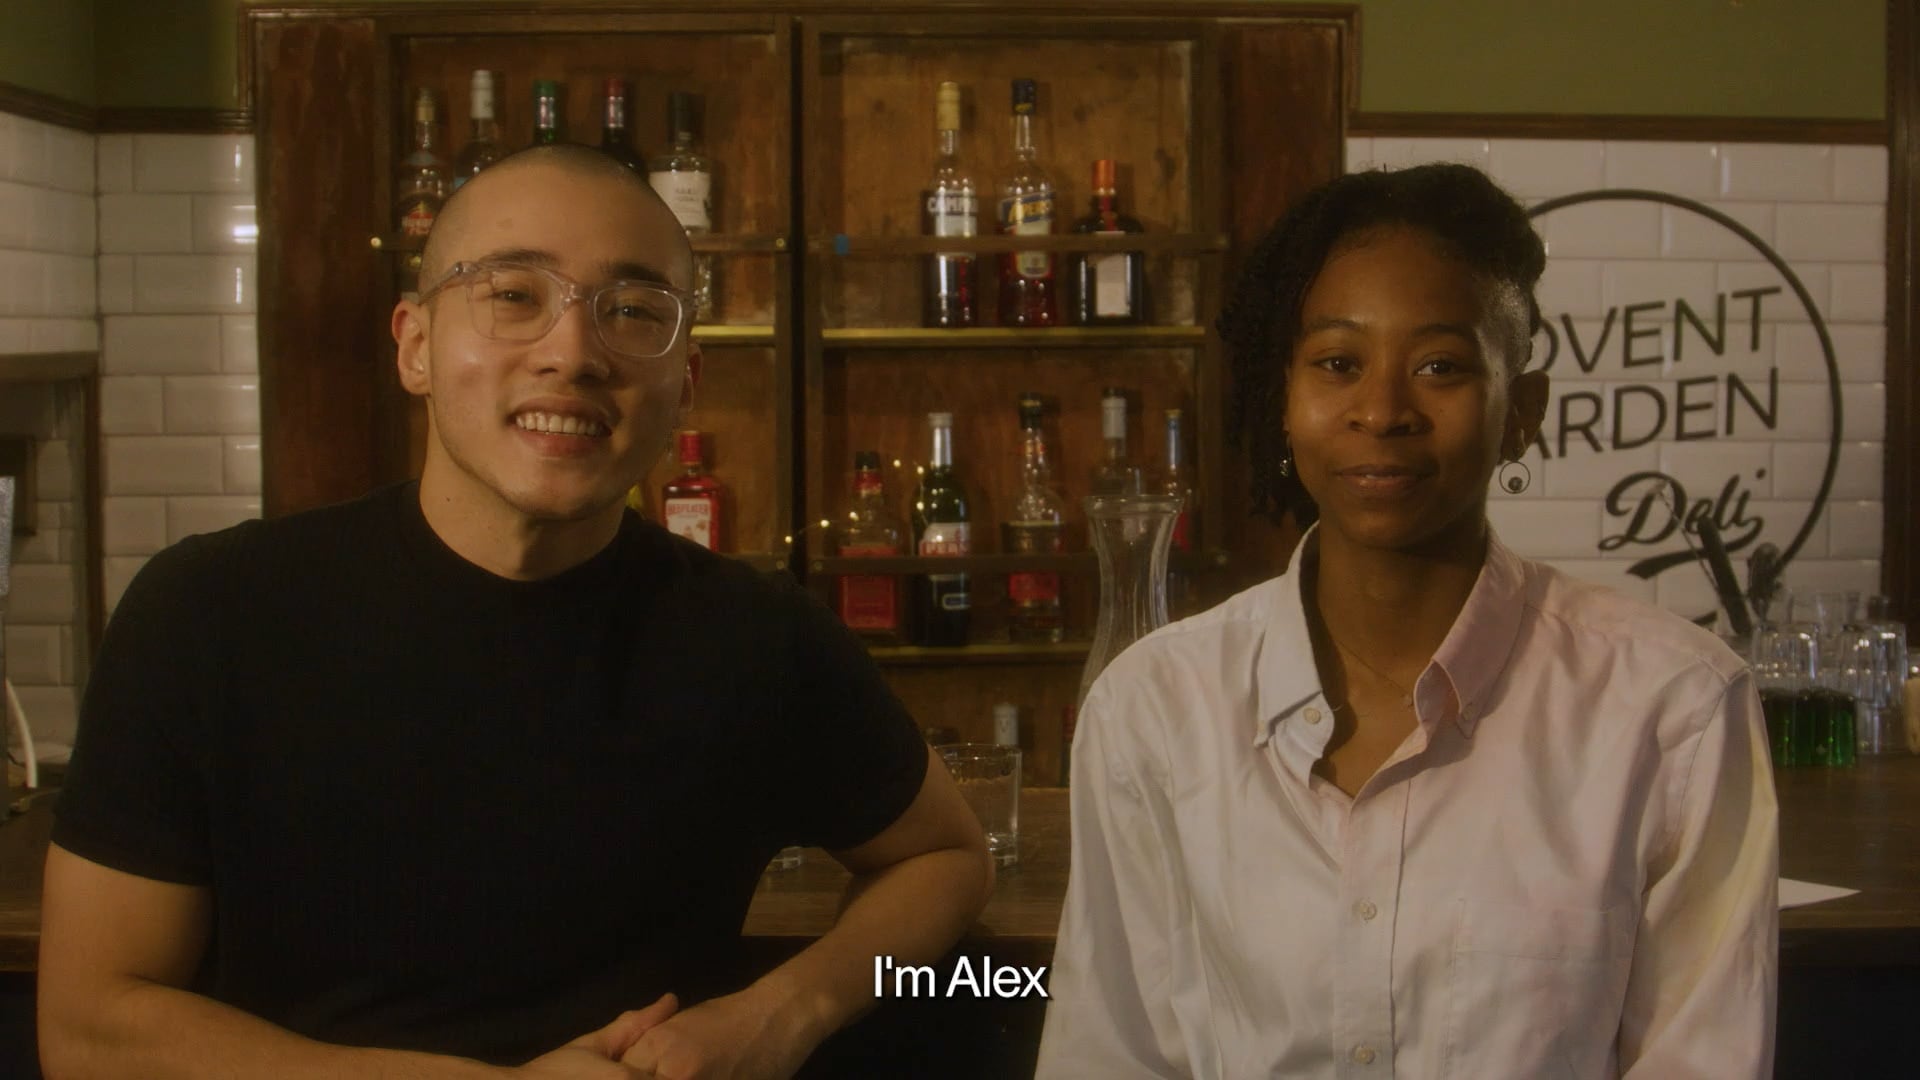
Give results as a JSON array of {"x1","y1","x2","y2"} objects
[{"x1": 1216, "y1": 163, "x2": 1546, "y2": 526}]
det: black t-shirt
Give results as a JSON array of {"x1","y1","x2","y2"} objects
[{"x1": 53, "y1": 482, "x2": 928, "y2": 1064}]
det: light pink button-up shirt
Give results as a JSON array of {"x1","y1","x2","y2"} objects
[{"x1": 1037, "y1": 530, "x2": 1778, "y2": 1079}]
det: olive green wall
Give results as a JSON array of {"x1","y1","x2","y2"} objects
[
  {"x1": 0, "y1": 1, "x2": 96, "y2": 106},
  {"x1": 2, "y1": 1, "x2": 1894, "y2": 120}
]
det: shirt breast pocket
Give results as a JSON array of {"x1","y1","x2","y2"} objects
[{"x1": 1441, "y1": 899, "x2": 1634, "y2": 1080}]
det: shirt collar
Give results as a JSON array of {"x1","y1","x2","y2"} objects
[
  {"x1": 1253, "y1": 527, "x2": 1328, "y2": 747},
  {"x1": 1428, "y1": 531, "x2": 1530, "y2": 738},
  {"x1": 1251, "y1": 526, "x2": 1532, "y2": 745}
]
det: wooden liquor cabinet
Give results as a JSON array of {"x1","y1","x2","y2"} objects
[{"x1": 247, "y1": 2, "x2": 1351, "y2": 784}]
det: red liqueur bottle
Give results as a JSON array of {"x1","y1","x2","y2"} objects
[
  {"x1": 662, "y1": 430, "x2": 726, "y2": 551},
  {"x1": 837, "y1": 450, "x2": 906, "y2": 640}
]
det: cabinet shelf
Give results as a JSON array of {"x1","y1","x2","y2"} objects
[
  {"x1": 811, "y1": 553, "x2": 1097, "y2": 575},
  {"x1": 810, "y1": 550, "x2": 1225, "y2": 575},
  {"x1": 369, "y1": 233, "x2": 788, "y2": 256},
  {"x1": 731, "y1": 552, "x2": 790, "y2": 573},
  {"x1": 820, "y1": 326, "x2": 1206, "y2": 349},
  {"x1": 811, "y1": 233, "x2": 1229, "y2": 256},
  {"x1": 868, "y1": 641, "x2": 1092, "y2": 667},
  {"x1": 692, "y1": 325, "x2": 777, "y2": 345}
]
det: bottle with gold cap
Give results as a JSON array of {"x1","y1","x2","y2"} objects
[
  {"x1": 922, "y1": 81, "x2": 977, "y2": 328},
  {"x1": 1069, "y1": 158, "x2": 1146, "y2": 325},
  {"x1": 395, "y1": 88, "x2": 449, "y2": 239}
]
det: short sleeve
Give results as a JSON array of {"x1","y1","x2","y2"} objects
[
  {"x1": 771, "y1": 580, "x2": 928, "y2": 852},
  {"x1": 51, "y1": 538, "x2": 220, "y2": 885}
]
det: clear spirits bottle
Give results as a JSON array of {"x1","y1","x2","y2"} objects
[
  {"x1": 648, "y1": 91, "x2": 715, "y2": 320},
  {"x1": 1004, "y1": 393, "x2": 1066, "y2": 643},
  {"x1": 922, "y1": 80, "x2": 977, "y2": 328},
  {"x1": 1159, "y1": 408, "x2": 1196, "y2": 617},
  {"x1": 1089, "y1": 388, "x2": 1145, "y2": 496},
  {"x1": 996, "y1": 78, "x2": 1057, "y2": 327},
  {"x1": 452, "y1": 70, "x2": 502, "y2": 190},
  {"x1": 395, "y1": 88, "x2": 448, "y2": 240}
]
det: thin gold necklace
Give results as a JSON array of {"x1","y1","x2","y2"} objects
[{"x1": 1326, "y1": 633, "x2": 1417, "y2": 709}]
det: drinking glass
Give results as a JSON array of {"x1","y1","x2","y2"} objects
[
  {"x1": 1751, "y1": 622, "x2": 1821, "y2": 766},
  {"x1": 1839, "y1": 620, "x2": 1909, "y2": 756},
  {"x1": 938, "y1": 743, "x2": 1021, "y2": 866}
]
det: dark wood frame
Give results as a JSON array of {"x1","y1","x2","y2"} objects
[
  {"x1": 1350, "y1": 111, "x2": 1885, "y2": 145},
  {"x1": 1888, "y1": 0, "x2": 1918, "y2": 620}
]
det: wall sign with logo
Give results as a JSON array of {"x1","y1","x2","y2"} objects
[{"x1": 1518, "y1": 190, "x2": 1842, "y2": 619}]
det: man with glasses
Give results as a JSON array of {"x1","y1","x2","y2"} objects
[{"x1": 39, "y1": 144, "x2": 995, "y2": 1079}]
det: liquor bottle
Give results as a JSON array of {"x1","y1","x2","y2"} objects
[
  {"x1": 1069, "y1": 158, "x2": 1147, "y2": 324},
  {"x1": 395, "y1": 88, "x2": 448, "y2": 240},
  {"x1": 599, "y1": 77, "x2": 643, "y2": 171},
  {"x1": 993, "y1": 702, "x2": 1020, "y2": 748},
  {"x1": 837, "y1": 450, "x2": 906, "y2": 641},
  {"x1": 996, "y1": 78, "x2": 1057, "y2": 327},
  {"x1": 530, "y1": 80, "x2": 563, "y2": 146},
  {"x1": 912, "y1": 412, "x2": 971, "y2": 646},
  {"x1": 648, "y1": 92, "x2": 715, "y2": 320},
  {"x1": 1089, "y1": 388, "x2": 1145, "y2": 496},
  {"x1": 1159, "y1": 408, "x2": 1196, "y2": 617},
  {"x1": 662, "y1": 430, "x2": 726, "y2": 551},
  {"x1": 1003, "y1": 393, "x2": 1066, "y2": 644},
  {"x1": 922, "y1": 81, "x2": 977, "y2": 328},
  {"x1": 452, "y1": 70, "x2": 503, "y2": 190}
]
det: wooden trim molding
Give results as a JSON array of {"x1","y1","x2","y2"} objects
[
  {"x1": 0, "y1": 81, "x2": 93, "y2": 131},
  {"x1": 95, "y1": 108, "x2": 254, "y2": 134},
  {"x1": 1887, "y1": 0, "x2": 1918, "y2": 620},
  {"x1": 1350, "y1": 110, "x2": 1887, "y2": 145},
  {"x1": 0, "y1": 80, "x2": 253, "y2": 134}
]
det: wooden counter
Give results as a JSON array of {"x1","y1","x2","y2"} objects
[{"x1": 8, "y1": 758, "x2": 1920, "y2": 972}]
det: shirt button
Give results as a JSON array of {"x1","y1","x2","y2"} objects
[
  {"x1": 1354, "y1": 899, "x2": 1378, "y2": 921},
  {"x1": 1304, "y1": 707, "x2": 1322, "y2": 724},
  {"x1": 1352, "y1": 1045, "x2": 1377, "y2": 1065}
]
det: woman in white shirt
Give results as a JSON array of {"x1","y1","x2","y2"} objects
[{"x1": 1036, "y1": 163, "x2": 1777, "y2": 1079}]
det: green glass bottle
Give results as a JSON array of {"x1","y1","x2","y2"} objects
[
  {"x1": 912, "y1": 411, "x2": 971, "y2": 646},
  {"x1": 531, "y1": 80, "x2": 563, "y2": 146}
]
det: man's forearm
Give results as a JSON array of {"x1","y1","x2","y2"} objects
[
  {"x1": 747, "y1": 844, "x2": 994, "y2": 1045},
  {"x1": 42, "y1": 976, "x2": 512, "y2": 1080}
]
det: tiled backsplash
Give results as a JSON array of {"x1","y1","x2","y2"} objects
[
  {"x1": 96, "y1": 133, "x2": 262, "y2": 626},
  {"x1": 1, "y1": 112, "x2": 99, "y2": 747},
  {"x1": 2, "y1": 119, "x2": 261, "y2": 748},
  {"x1": 1348, "y1": 136, "x2": 1887, "y2": 620}
]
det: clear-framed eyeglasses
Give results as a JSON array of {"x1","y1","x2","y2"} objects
[{"x1": 417, "y1": 260, "x2": 694, "y2": 360}]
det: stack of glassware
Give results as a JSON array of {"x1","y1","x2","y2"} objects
[{"x1": 1749, "y1": 590, "x2": 1908, "y2": 767}]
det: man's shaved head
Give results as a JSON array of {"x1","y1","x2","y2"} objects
[{"x1": 420, "y1": 144, "x2": 692, "y2": 287}]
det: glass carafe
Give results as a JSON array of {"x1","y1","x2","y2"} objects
[{"x1": 1078, "y1": 494, "x2": 1182, "y2": 706}]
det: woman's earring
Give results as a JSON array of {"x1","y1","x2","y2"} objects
[
  {"x1": 1277, "y1": 439, "x2": 1293, "y2": 478},
  {"x1": 1497, "y1": 458, "x2": 1532, "y2": 494}
]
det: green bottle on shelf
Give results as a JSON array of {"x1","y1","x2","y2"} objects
[
  {"x1": 912, "y1": 411, "x2": 972, "y2": 647},
  {"x1": 531, "y1": 80, "x2": 563, "y2": 146}
]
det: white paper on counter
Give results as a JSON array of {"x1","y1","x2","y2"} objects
[{"x1": 1779, "y1": 877, "x2": 1858, "y2": 909}]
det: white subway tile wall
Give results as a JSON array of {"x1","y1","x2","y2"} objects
[
  {"x1": 99, "y1": 134, "x2": 262, "y2": 654},
  {"x1": 1348, "y1": 136, "x2": 1889, "y2": 622},
  {"x1": 1, "y1": 113, "x2": 94, "y2": 746}
]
